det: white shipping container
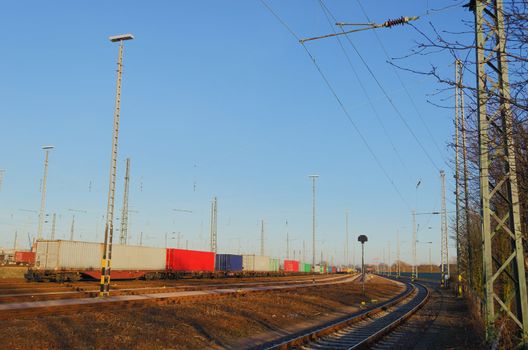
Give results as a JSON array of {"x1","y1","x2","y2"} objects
[
  {"x1": 111, "y1": 245, "x2": 166, "y2": 270},
  {"x1": 242, "y1": 254, "x2": 270, "y2": 272},
  {"x1": 35, "y1": 240, "x2": 166, "y2": 271},
  {"x1": 35, "y1": 240, "x2": 102, "y2": 270}
]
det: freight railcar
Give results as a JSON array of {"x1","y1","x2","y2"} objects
[
  {"x1": 25, "y1": 239, "x2": 325, "y2": 282},
  {"x1": 26, "y1": 240, "x2": 166, "y2": 281}
]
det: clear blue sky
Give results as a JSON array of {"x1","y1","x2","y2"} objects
[{"x1": 0, "y1": 1, "x2": 473, "y2": 266}]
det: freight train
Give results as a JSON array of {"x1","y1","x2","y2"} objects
[{"x1": 25, "y1": 240, "x2": 341, "y2": 282}]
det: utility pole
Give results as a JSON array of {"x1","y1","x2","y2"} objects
[
  {"x1": 440, "y1": 170, "x2": 449, "y2": 287},
  {"x1": 100, "y1": 33, "x2": 134, "y2": 298},
  {"x1": 69, "y1": 215, "x2": 75, "y2": 241},
  {"x1": 429, "y1": 243, "x2": 432, "y2": 274},
  {"x1": 302, "y1": 240, "x2": 306, "y2": 262},
  {"x1": 382, "y1": 248, "x2": 385, "y2": 276},
  {"x1": 50, "y1": 213, "x2": 56, "y2": 240},
  {"x1": 286, "y1": 220, "x2": 289, "y2": 260},
  {"x1": 260, "y1": 219, "x2": 264, "y2": 256},
  {"x1": 68, "y1": 209, "x2": 86, "y2": 241},
  {"x1": 470, "y1": 1, "x2": 528, "y2": 343},
  {"x1": 210, "y1": 196, "x2": 217, "y2": 253},
  {"x1": 13, "y1": 231, "x2": 18, "y2": 250},
  {"x1": 345, "y1": 211, "x2": 349, "y2": 266},
  {"x1": 309, "y1": 175, "x2": 319, "y2": 272},
  {"x1": 397, "y1": 230, "x2": 401, "y2": 278},
  {"x1": 388, "y1": 241, "x2": 391, "y2": 277},
  {"x1": 37, "y1": 146, "x2": 54, "y2": 240},
  {"x1": 412, "y1": 210, "x2": 417, "y2": 281},
  {"x1": 119, "y1": 158, "x2": 130, "y2": 245}
]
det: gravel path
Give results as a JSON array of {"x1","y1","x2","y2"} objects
[{"x1": 371, "y1": 280, "x2": 485, "y2": 350}]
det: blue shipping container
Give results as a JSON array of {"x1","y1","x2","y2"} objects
[{"x1": 215, "y1": 254, "x2": 243, "y2": 272}]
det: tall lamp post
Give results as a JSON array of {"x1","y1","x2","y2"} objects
[
  {"x1": 100, "y1": 33, "x2": 134, "y2": 297},
  {"x1": 37, "y1": 146, "x2": 54, "y2": 240},
  {"x1": 358, "y1": 234, "x2": 368, "y2": 295}
]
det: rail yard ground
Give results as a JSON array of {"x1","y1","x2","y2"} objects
[{"x1": 0, "y1": 274, "x2": 402, "y2": 349}]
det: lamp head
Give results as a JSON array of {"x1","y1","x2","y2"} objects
[{"x1": 109, "y1": 34, "x2": 134, "y2": 42}]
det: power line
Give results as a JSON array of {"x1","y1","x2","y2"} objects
[
  {"x1": 356, "y1": 0, "x2": 447, "y2": 163},
  {"x1": 260, "y1": 0, "x2": 412, "y2": 211},
  {"x1": 318, "y1": 1, "x2": 441, "y2": 171},
  {"x1": 316, "y1": 0, "x2": 415, "y2": 187}
]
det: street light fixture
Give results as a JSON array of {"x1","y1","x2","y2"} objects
[
  {"x1": 358, "y1": 234, "x2": 368, "y2": 295},
  {"x1": 109, "y1": 34, "x2": 134, "y2": 42},
  {"x1": 100, "y1": 33, "x2": 134, "y2": 298}
]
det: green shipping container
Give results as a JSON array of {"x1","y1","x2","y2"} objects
[{"x1": 303, "y1": 263, "x2": 311, "y2": 272}]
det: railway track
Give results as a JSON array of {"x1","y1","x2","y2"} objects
[
  {"x1": 0, "y1": 275, "x2": 348, "y2": 303},
  {"x1": 260, "y1": 279, "x2": 429, "y2": 350},
  {"x1": 0, "y1": 274, "x2": 360, "y2": 319}
]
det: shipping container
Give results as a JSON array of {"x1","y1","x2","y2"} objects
[
  {"x1": 215, "y1": 254, "x2": 243, "y2": 272},
  {"x1": 166, "y1": 248, "x2": 215, "y2": 272},
  {"x1": 112, "y1": 245, "x2": 166, "y2": 270},
  {"x1": 314, "y1": 264, "x2": 321, "y2": 273},
  {"x1": 284, "y1": 260, "x2": 300, "y2": 272},
  {"x1": 242, "y1": 255, "x2": 270, "y2": 272},
  {"x1": 332, "y1": 266, "x2": 337, "y2": 273},
  {"x1": 269, "y1": 258, "x2": 280, "y2": 272},
  {"x1": 14, "y1": 251, "x2": 35, "y2": 265},
  {"x1": 299, "y1": 262, "x2": 310, "y2": 273},
  {"x1": 35, "y1": 240, "x2": 103, "y2": 270}
]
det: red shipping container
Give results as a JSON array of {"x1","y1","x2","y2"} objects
[
  {"x1": 166, "y1": 248, "x2": 215, "y2": 272},
  {"x1": 284, "y1": 260, "x2": 300, "y2": 272},
  {"x1": 332, "y1": 266, "x2": 337, "y2": 273},
  {"x1": 14, "y1": 251, "x2": 35, "y2": 265}
]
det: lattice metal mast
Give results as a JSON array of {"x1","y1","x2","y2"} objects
[
  {"x1": 412, "y1": 210, "x2": 417, "y2": 280},
  {"x1": 286, "y1": 220, "x2": 290, "y2": 260},
  {"x1": 50, "y1": 214, "x2": 56, "y2": 240},
  {"x1": 345, "y1": 211, "x2": 349, "y2": 266},
  {"x1": 100, "y1": 34, "x2": 133, "y2": 297},
  {"x1": 309, "y1": 175, "x2": 319, "y2": 272},
  {"x1": 440, "y1": 170, "x2": 449, "y2": 287},
  {"x1": 119, "y1": 158, "x2": 130, "y2": 245},
  {"x1": 260, "y1": 219, "x2": 265, "y2": 256},
  {"x1": 37, "y1": 146, "x2": 53, "y2": 240},
  {"x1": 70, "y1": 215, "x2": 75, "y2": 241},
  {"x1": 210, "y1": 196, "x2": 217, "y2": 253},
  {"x1": 388, "y1": 241, "x2": 391, "y2": 276},
  {"x1": 470, "y1": 0, "x2": 528, "y2": 343},
  {"x1": 397, "y1": 230, "x2": 401, "y2": 278}
]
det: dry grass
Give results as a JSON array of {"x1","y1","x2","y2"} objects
[{"x1": 0, "y1": 276, "x2": 402, "y2": 349}]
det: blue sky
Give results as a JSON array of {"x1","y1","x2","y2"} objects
[{"x1": 0, "y1": 1, "x2": 472, "y2": 266}]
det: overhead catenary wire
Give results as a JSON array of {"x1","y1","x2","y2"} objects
[
  {"x1": 316, "y1": 1, "x2": 441, "y2": 172},
  {"x1": 259, "y1": 0, "x2": 412, "y2": 211},
  {"x1": 315, "y1": 0, "x2": 415, "y2": 187},
  {"x1": 356, "y1": 0, "x2": 447, "y2": 164}
]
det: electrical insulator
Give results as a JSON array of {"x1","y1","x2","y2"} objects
[{"x1": 383, "y1": 16, "x2": 408, "y2": 28}]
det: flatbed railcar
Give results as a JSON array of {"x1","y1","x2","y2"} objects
[{"x1": 25, "y1": 240, "x2": 333, "y2": 282}]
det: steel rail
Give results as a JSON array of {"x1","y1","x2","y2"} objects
[{"x1": 260, "y1": 279, "x2": 429, "y2": 350}]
